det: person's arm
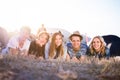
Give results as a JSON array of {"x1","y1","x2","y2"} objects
[
  {"x1": 22, "y1": 40, "x2": 31, "y2": 55},
  {"x1": 7, "y1": 36, "x2": 19, "y2": 54},
  {"x1": 71, "y1": 56, "x2": 80, "y2": 62},
  {"x1": 28, "y1": 41, "x2": 35, "y2": 55},
  {"x1": 66, "y1": 52, "x2": 80, "y2": 62},
  {"x1": 61, "y1": 45, "x2": 68, "y2": 61},
  {"x1": 79, "y1": 55, "x2": 86, "y2": 61},
  {"x1": 66, "y1": 53, "x2": 70, "y2": 61},
  {"x1": 105, "y1": 47, "x2": 110, "y2": 59},
  {"x1": 75, "y1": 43, "x2": 88, "y2": 59},
  {"x1": 79, "y1": 43, "x2": 88, "y2": 55},
  {"x1": 45, "y1": 41, "x2": 50, "y2": 59},
  {"x1": 9, "y1": 47, "x2": 18, "y2": 54}
]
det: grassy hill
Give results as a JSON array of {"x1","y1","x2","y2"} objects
[{"x1": 0, "y1": 54, "x2": 120, "y2": 80}]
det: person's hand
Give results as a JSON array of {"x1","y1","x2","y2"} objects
[
  {"x1": 65, "y1": 53, "x2": 70, "y2": 61},
  {"x1": 71, "y1": 57, "x2": 79, "y2": 62},
  {"x1": 9, "y1": 48, "x2": 18, "y2": 54},
  {"x1": 28, "y1": 54, "x2": 35, "y2": 59},
  {"x1": 38, "y1": 56, "x2": 44, "y2": 60},
  {"x1": 19, "y1": 50, "x2": 28, "y2": 56},
  {"x1": 79, "y1": 55, "x2": 87, "y2": 62}
]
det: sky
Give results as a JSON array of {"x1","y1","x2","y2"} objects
[{"x1": 0, "y1": 0, "x2": 120, "y2": 38}]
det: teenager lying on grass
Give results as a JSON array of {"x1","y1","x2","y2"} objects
[
  {"x1": 28, "y1": 31, "x2": 49, "y2": 59},
  {"x1": 66, "y1": 31, "x2": 88, "y2": 62},
  {"x1": 87, "y1": 36, "x2": 110, "y2": 60}
]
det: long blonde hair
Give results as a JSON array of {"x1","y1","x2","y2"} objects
[
  {"x1": 89, "y1": 36, "x2": 106, "y2": 55},
  {"x1": 49, "y1": 32, "x2": 64, "y2": 58}
]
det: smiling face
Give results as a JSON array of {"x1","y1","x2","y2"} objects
[
  {"x1": 92, "y1": 38, "x2": 102, "y2": 52},
  {"x1": 71, "y1": 36, "x2": 81, "y2": 50},
  {"x1": 38, "y1": 33, "x2": 49, "y2": 46},
  {"x1": 55, "y1": 34, "x2": 63, "y2": 47}
]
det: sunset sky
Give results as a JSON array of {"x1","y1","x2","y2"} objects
[{"x1": 0, "y1": 0, "x2": 120, "y2": 38}]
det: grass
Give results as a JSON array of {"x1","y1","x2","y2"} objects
[{"x1": 0, "y1": 54, "x2": 120, "y2": 80}]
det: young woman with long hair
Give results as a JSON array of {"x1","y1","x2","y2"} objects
[
  {"x1": 87, "y1": 36, "x2": 110, "y2": 59},
  {"x1": 49, "y1": 32, "x2": 67, "y2": 60}
]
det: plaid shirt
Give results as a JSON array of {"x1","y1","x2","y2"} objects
[{"x1": 67, "y1": 43, "x2": 88, "y2": 59}]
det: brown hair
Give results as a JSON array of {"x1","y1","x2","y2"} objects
[
  {"x1": 49, "y1": 32, "x2": 64, "y2": 59},
  {"x1": 89, "y1": 36, "x2": 106, "y2": 55}
]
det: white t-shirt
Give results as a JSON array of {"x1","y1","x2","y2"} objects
[{"x1": 2, "y1": 35, "x2": 30, "y2": 54}]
